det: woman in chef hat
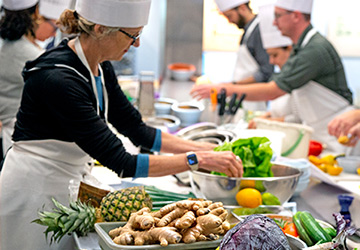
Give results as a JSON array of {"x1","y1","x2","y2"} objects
[
  {"x1": 36, "y1": 0, "x2": 72, "y2": 47},
  {"x1": 248, "y1": 1, "x2": 300, "y2": 128},
  {"x1": 0, "y1": 0, "x2": 243, "y2": 249},
  {"x1": 0, "y1": 0, "x2": 44, "y2": 158}
]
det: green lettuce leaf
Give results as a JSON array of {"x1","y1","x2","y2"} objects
[{"x1": 212, "y1": 137, "x2": 273, "y2": 177}]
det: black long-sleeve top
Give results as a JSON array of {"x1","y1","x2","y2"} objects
[{"x1": 13, "y1": 39, "x2": 156, "y2": 177}]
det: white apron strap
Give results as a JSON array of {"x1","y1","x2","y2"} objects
[{"x1": 74, "y1": 37, "x2": 109, "y2": 121}]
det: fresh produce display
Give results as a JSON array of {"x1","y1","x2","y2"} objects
[
  {"x1": 108, "y1": 199, "x2": 230, "y2": 246},
  {"x1": 33, "y1": 185, "x2": 195, "y2": 244},
  {"x1": 291, "y1": 211, "x2": 359, "y2": 248},
  {"x1": 219, "y1": 214, "x2": 291, "y2": 250},
  {"x1": 308, "y1": 154, "x2": 344, "y2": 176},
  {"x1": 213, "y1": 137, "x2": 274, "y2": 177}
]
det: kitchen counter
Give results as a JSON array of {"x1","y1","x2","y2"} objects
[{"x1": 75, "y1": 167, "x2": 360, "y2": 250}]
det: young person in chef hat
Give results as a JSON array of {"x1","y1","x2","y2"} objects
[
  {"x1": 36, "y1": 0, "x2": 72, "y2": 48},
  {"x1": 192, "y1": 0, "x2": 356, "y2": 156},
  {"x1": 248, "y1": 1, "x2": 300, "y2": 127},
  {"x1": 0, "y1": 0, "x2": 45, "y2": 158},
  {"x1": 0, "y1": 0, "x2": 243, "y2": 249},
  {"x1": 212, "y1": 0, "x2": 273, "y2": 112}
]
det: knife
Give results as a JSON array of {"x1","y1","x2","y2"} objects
[
  {"x1": 224, "y1": 93, "x2": 246, "y2": 124},
  {"x1": 227, "y1": 93, "x2": 238, "y2": 114},
  {"x1": 218, "y1": 88, "x2": 226, "y2": 125}
]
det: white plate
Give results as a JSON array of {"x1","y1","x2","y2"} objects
[{"x1": 310, "y1": 162, "x2": 360, "y2": 198}]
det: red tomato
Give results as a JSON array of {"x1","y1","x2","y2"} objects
[{"x1": 283, "y1": 222, "x2": 299, "y2": 237}]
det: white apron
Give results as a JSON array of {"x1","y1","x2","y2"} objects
[
  {"x1": 291, "y1": 29, "x2": 355, "y2": 155},
  {"x1": 0, "y1": 37, "x2": 109, "y2": 250},
  {"x1": 233, "y1": 17, "x2": 267, "y2": 112}
]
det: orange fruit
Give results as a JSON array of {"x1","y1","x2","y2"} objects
[
  {"x1": 357, "y1": 168, "x2": 360, "y2": 175},
  {"x1": 235, "y1": 188, "x2": 262, "y2": 208},
  {"x1": 239, "y1": 180, "x2": 256, "y2": 189}
]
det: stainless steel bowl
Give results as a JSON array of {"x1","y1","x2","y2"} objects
[
  {"x1": 189, "y1": 163, "x2": 301, "y2": 205},
  {"x1": 176, "y1": 122, "x2": 218, "y2": 137},
  {"x1": 183, "y1": 129, "x2": 236, "y2": 144}
]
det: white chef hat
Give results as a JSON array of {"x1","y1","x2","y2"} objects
[
  {"x1": 275, "y1": 0, "x2": 313, "y2": 14},
  {"x1": 39, "y1": 0, "x2": 72, "y2": 20},
  {"x1": 214, "y1": 0, "x2": 249, "y2": 12},
  {"x1": 75, "y1": 0, "x2": 151, "y2": 28},
  {"x1": 2, "y1": 0, "x2": 38, "y2": 11},
  {"x1": 259, "y1": 3, "x2": 292, "y2": 49}
]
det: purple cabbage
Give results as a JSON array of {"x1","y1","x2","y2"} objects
[{"x1": 219, "y1": 214, "x2": 291, "y2": 250}]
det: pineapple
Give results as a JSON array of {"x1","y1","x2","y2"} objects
[
  {"x1": 33, "y1": 185, "x2": 196, "y2": 244},
  {"x1": 33, "y1": 186, "x2": 152, "y2": 244},
  {"x1": 100, "y1": 186, "x2": 152, "y2": 222}
]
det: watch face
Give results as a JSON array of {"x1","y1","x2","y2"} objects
[{"x1": 187, "y1": 154, "x2": 198, "y2": 165}]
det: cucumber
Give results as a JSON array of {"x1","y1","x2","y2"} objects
[
  {"x1": 299, "y1": 211, "x2": 332, "y2": 243},
  {"x1": 323, "y1": 227, "x2": 337, "y2": 238},
  {"x1": 293, "y1": 212, "x2": 314, "y2": 246}
]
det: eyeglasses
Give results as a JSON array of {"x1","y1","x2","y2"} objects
[
  {"x1": 118, "y1": 29, "x2": 142, "y2": 45},
  {"x1": 274, "y1": 11, "x2": 292, "y2": 20},
  {"x1": 44, "y1": 18, "x2": 58, "y2": 33}
]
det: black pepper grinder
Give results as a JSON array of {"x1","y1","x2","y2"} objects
[{"x1": 338, "y1": 194, "x2": 354, "y2": 227}]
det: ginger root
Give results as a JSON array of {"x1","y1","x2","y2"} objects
[{"x1": 109, "y1": 199, "x2": 229, "y2": 246}]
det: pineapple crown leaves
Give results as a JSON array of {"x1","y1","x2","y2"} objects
[{"x1": 32, "y1": 197, "x2": 96, "y2": 245}]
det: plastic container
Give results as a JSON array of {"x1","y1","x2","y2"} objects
[
  {"x1": 253, "y1": 118, "x2": 314, "y2": 159},
  {"x1": 95, "y1": 222, "x2": 222, "y2": 250},
  {"x1": 336, "y1": 156, "x2": 360, "y2": 174}
]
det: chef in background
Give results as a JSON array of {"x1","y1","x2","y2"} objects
[
  {"x1": 0, "y1": 0, "x2": 44, "y2": 157},
  {"x1": 213, "y1": 0, "x2": 273, "y2": 111},
  {"x1": 192, "y1": 0, "x2": 355, "y2": 155},
  {"x1": 36, "y1": 0, "x2": 72, "y2": 49},
  {"x1": 248, "y1": 1, "x2": 300, "y2": 127},
  {"x1": 0, "y1": 0, "x2": 243, "y2": 249}
]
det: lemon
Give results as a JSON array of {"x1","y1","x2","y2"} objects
[
  {"x1": 357, "y1": 168, "x2": 360, "y2": 175},
  {"x1": 261, "y1": 192, "x2": 281, "y2": 205},
  {"x1": 235, "y1": 188, "x2": 262, "y2": 208}
]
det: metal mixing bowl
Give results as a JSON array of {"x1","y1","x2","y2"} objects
[{"x1": 189, "y1": 163, "x2": 301, "y2": 205}]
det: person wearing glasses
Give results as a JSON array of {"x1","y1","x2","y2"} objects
[
  {"x1": 247, "y1": 1, "x2": 299, "y2": 129},
  {"x1": 0, "y1": 0, "x2": 45, "y2": 158},
  {"x1": 212, "y1": 0, "x2": 273, "y2": 112},
  {"x1": 0, "y1": 0, "x2": 243, "y2": 249},
  {"x1": 192, "y1": 0, "x2": 355, "y2": 155}
]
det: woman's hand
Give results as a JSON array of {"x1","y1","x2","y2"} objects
[
  {"x1": 328, "y1": 109, "x2": 360, "y2": 146},
  {"x1": 190, "y1": 83, "x2": 214, "y2": 100},
  {"x1": 196, "y1": 151, "x2": 243, "y2": 177}
]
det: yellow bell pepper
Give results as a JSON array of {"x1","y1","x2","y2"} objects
[
  {"x1": 327, "y1": 165, "x2": 343, "y2": 176},
  {"x1": 308, "y1": 155, "x2": 322, "y2": 166},
  {"x1": 320, "y1": 155, "x2": 336, "y2": 165}
]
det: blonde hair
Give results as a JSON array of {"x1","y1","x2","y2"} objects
[{"x1": 57, "y1": 9, "x2": 119, "y2": 39}]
